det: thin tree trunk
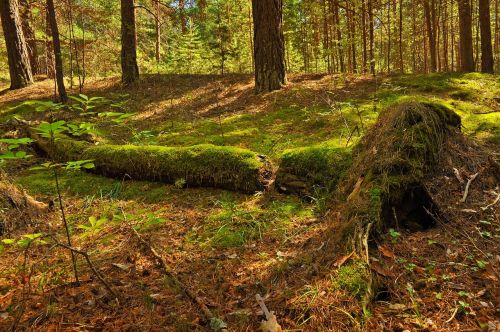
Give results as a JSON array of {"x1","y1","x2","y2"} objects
[
  {"x1": 424, "y1": 0, "x2": 437, "y2": 72},
  {"x1": 0, "y1": 0, "x2": 33, "y2": 89},
  {"x1": 46, "y1": 0, "x2": 67, "y2": 102},
  {"x1": 120, "y1": 0, "x2": 139, "y2": 85},
  {"x1": 399, "y1": 0, "x2": 404, "y2": 73},
  {"x1": 153, "y1": 0, "x2": 160, "y2": 62},
  {"x1": 368, "y1": 0, "x2": 375, "y2": 74},
  {"x1": 44, "y1": 6, "x2": 55, "y2": 79},
  {"x1": 251, "y1": 0, "x2": 287, "y2": 93},
  {"x1": 479, "y1": 0, "x2": 494, "y2": 72},
  {"x1": 362, "y1": 0, "x2": 368, "y2": 73},
  {"x1": 457, "y1": 0, "x2": 475, "y2": 71}
]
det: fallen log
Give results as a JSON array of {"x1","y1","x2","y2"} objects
[
  {"x1": 32, "y1": 136, "x2": 273, "y2": 194},
  {"x1": 275, "y1": 145, "x2": 352, "y2": 196}
]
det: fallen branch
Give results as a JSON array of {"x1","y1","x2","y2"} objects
[
  {"x1": 461, "y1": 172, "x2": 479, "y2": 203},
  {"x1": 481, "y1": 192, "x2": 500, "y2": 211},
  {"x1": 256, "y1": 294, "x2": 282, "y2": 332},
  {"x1": 132, "y1": 229, "x2": 227, "y2": 332},
  {"x1": 452, "y1": 168, "x2": 464, "y2": 184}
]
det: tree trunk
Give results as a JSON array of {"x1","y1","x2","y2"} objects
[
  {"x1": 18, "y1": 0, "x2": 38, "y2": 74},
  {"x1": 362, "y1": 0, "x2": 368, "y2": 73},
  {"x1": 153, "y1": 0, "x2": 161, "y2": 62},
  {"x1": 120, "y1": 0, "x2": 139, "y2": 85},
  {"x1": 46, "y1": 0, "x2": 67, "y2": 103},
  {"x1": 0, "y1": 0, "x2": 33, "y2": 89},
  {"x1": 368, "y1": 0, "x2": 375, "y2": 74},
  {"x1": 251, "y1": 0, "x2": 287, "y2": 93},
  {"x1": 399, "y1": 0, "x2": 404, "y2": 73},
  {"x1": 457, "y1": 0, "x2": 475, "y2": 71},
  {"x1": 479, "y1": 0, "x2": 494, "y2": 73},
  {"x1": 424, "y1": 0, "x2": 437, "y2": 72}
]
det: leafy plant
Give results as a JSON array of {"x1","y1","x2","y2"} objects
[
  {"x1": 69, "y1": 94, "x2": 107, "y2": 115},
  {"x1": 66, "y1": 122, "x2": 99, "y2": 137},
  {"x1": 98, "y1": 111, "x2": 136, "y2": 124},
  {"x1": 78, "y1": 216, "x2": 108, "y2": 238},
  {"x1": 388, "y1": 228, "x2": 401, "y2": 243},
  {"x1": 0, "y1": 138, "x2": 34, "y2": 163},
  {"x1": 34, "y1": 121, "x2": 68, "y2": 140},
  {"x1": 132, "y1": 130, "x2": 157, "y2": 145}
]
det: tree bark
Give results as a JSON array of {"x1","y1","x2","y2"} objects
[
  {"x1": 368, "y1": 0, "x2": 375, "y2": 74},
  {"x1": 457, "y1": 0, "x2": 475, "y2": 72},
  {"x1": 251, "y1": 0, "x2": 287, "y2": 93},
  {"x1": 479, "y1": 0, "x2": 494, "y2": 73},
  {"x1": 423, "y1": 0, "x2": 437, "y2": 72},
  {"x1": 46, "y1": 0, "x2": 67, "y2": 102},
  {"x1": 44, "y1": 6, "x2": 55, "y2": 79},
  {"x1": 0, "y1": 0, "x2": 33, "y2": 89},
  {"x1": 120, "y1": 0, "x2": 139, "y2": 85},
  {"x1": 18, "y1": 0, "x2": 38, "y2": 74}
]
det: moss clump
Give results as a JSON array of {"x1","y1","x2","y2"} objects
[
  {"x1": 275, "y1": 145, "x2": 352, "y2": 195},
  {"x1": 335, "y1": 260, "x2": 369, "y2": 299},
  {"x1": 338, "y1": 101, "x2": 461, "y2": 241}
]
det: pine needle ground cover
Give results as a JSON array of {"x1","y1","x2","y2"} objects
[{"x1": 0, "y1": 73, "x2": 498, "y2": 331}]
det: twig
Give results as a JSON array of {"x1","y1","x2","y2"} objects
[
  {"x1": 132, "y1": 229, "x2": 227, "y2": 332},
  {"x1": 481, "y1": 192, "x2": 500, "y2": 211},
  {"x1": 256, "y1": 294, "x2": 271, "y2": 320},
  {"x1": 49, "y1": 235, "x2": 121, "y2": 302},
  {"x1": 445, "y1": 306, "x2": 459, "y2": 323},
  {"x1": 461, "y1": 172, "x2": 479, "y2": 203},
  {"x1": 452, "y1": 168, "x2": 464, "y2": 184}
]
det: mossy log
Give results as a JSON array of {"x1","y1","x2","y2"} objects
[
  {"x1": 275, "y1": 145, "x2": 352, "y2": 196},
  {"x1": 35, "y1": 138, "x2": 273, "y2": 194},
  {"x1": 337, "y1": 101, "x2": 461, "y2": 244}
]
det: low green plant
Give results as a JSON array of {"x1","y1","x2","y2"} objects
[
  {"x1": 78, "y1": 216, "x2": 108, "y2": 238},
  {"x1": 335, "y1": 260, "x2": 369, "y2": 299},
  {"x1": 69, "y1": 94, "x2": 107, "y2": 114}
]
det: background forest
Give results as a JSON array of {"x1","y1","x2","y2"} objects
[
  {"x1": 0, "y1": 0, "x2": 499, "y2": 331},
  {"x1": 0, "y1": 0, "x2": 499, "y2": 86}
]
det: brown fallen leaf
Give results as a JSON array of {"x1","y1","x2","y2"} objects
[
  {"x1": 370, "y1": 261, "x2": 394, "y2": 277},
  {"x1": 378, "y1": 245, "x2": 396, "y2": 260},
  {"x1": 334, "y1": 251, "x2": 354, "y2": 268}
]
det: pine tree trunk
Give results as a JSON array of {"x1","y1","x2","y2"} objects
[
  {"x1": 424, "y1": 0, "x2": 437, "y2": 72},
  {"x1": 457, "y1": 0, "x2": 475, "y2": 71},
  {"x1": 479, "y1": 0, "x2": 494, "y2": 73},
  {"x1": 153, "y1": 0, "x2": 160, "y2": 62},
  {"x1": 252, "y1": 0, "x2": 287, "y2": 93},
  {"x1": 0, "y1": 0, "x2": 33, "y2": 89},
  {"x1": 368, "y1": 0, "x2": 375, "y2": 74},
  {"x1": 18, "y1": 0, "x2": 38, "y2": 74},
  {"x1": 44, "y1": 6, "x2": 55, "y2": 79},
  {"x1": 46, "y1": 0, "x2": 67, "y2": 103},
  {"x1": 120, "y1": 0, "x2": 139, "y2": 85}
]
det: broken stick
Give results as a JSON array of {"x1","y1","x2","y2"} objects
[{"x1": 461, "y1": 172, "x2": 479, "y2": 203}]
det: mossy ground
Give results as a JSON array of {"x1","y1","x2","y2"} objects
[{"x1": 0, "y1": 73, "x2": 498, "y2": 331}]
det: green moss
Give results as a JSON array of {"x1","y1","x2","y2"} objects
[
  {"x1": 82, "y1": 143, "x2": 270, "y2": 193},
  {"x1": 275, "y1": 144, "x2": 352, "y2": 194},
  {"x1": 335, "y1": 260, "x2": 369, "y2": 299}
]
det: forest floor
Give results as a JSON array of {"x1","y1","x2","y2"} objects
[{"x1": 0, "y1": 73, "x2": 499, "y2": 331}]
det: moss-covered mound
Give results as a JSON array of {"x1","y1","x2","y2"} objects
[
  {"x1": 275, "y1": 145, "x2": 352, "y2": 195},
  {"x1": 338, "y1": 101, "x2": 461, "y2": 240},
  {"x1": 38, "y1": 139, "x2": 272, "y2": 194}
]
